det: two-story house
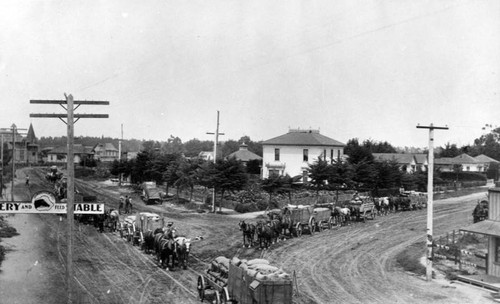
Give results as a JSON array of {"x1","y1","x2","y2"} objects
[
  {"x1": 261, "y1": 129, "x2": 345, "y2": 180},
  {"x1": 92, "y1": 143, "x2": 119, "y2": 162}
]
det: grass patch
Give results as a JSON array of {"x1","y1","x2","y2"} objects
[{"x1": 395, "y1": 241, "x2": 428, "y2": 276}]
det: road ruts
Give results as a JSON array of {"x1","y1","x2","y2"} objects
[{"x1": 263, "y1": 193, "x2": 488, "y2": 304}]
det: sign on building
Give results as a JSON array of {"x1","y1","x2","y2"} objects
[{"x1": 0, "y1": 190, "x2": 104, "y2": 214}]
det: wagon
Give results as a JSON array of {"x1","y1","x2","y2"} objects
[
  {"x1": 137, "y1": 212, "x2": 163, "y2": 247},
  {"x1": 311, "y1": 207, "x2": 334, "y2": 232},
  {"x1": 197, "y1": 256, "x2": 293, "y2": 304},
  {"x1": 285, "y1": 205, "x2": 315, "y2": 237},
  {"x1": 347, "y1": 197, "x2": 376, "y2": 222},
  {"x1": 118, "y1": 215, "x2": 140, "y2": 245}
]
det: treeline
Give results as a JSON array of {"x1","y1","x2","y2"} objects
[{"x1": 38, "y1": 135, "x2": 263, "y2": 158}]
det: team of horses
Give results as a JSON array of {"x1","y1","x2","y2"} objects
[{"x1": 238, "y1": 194, "x2": 427, "y2": 250}]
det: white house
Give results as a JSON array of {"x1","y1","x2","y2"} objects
[
  {"x1": 261, "y1": 129, "x2": 345, "y2": 180},
  {"x1": 372, "y1": 153, "x2": 418, "y2": 173},
  {"x1": 46, "y1": 144, "x2": 93, "y2": 164},
  {"x1": 92, "y1": 143, "x2": 119, "y2": 162}
]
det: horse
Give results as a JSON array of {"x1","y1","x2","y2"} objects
[
  {"x1": 334, "y1": 207, "x2": 351, "y2": 226},
  {"x1": 379, "y1": 197, "x2": 390, "y2": 215},
  {"x1": 268, "y1": 219, "x2": 282, "y2": 242},
  {"x1": 279, "y1": 213, "x2": 293, "y2": 237},
  {"x1": 158, "y1": 238, "x2": 177, "y2": 270},
  {"x1": 104, "y1": 209, "x2": 119, "y2": 232},
  {"x1": 255, "y1": 221, "x2": 275, "y2": 250},
  {"x1": 175, "y1": 237, "x2": 191, "y2": 270},
  {"x1": 238, "y1": 221, "x2": 256, "y2": 248},
  {"x1": 143, "y1": 228, "x2": 163, "y2": 254}
]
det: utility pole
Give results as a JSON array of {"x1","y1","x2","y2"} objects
[
  {"x1": 417, "y1": 123, "x2": 448, "y2": 281},
  {"x1": 30, "y1": 95, "x2": 109, "y2": 304},
  {"x1": 206, "y1": 110, "x2": 224, "y2": 213},
  {"x1": 8, "y1": 124, "x2": 27, "y2": 202}
]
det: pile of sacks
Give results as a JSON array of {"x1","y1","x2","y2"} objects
[{"x1": 231, "y1": 257, "x2": 291, "y2": 282}]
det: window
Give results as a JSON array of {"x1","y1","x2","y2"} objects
[
  {"x1": 466, "y1": 166, "x2": 470, "y2": 171},
  {"x1": 269, "y1": 169, "x2": 279, "y2": 177},
  {"x1": 331, "y1": 149, "x2": 334, "y2": 162},
  {"x1": 302, "y1": 170, "x2": 308, "y2": 183},
  {"x1": 274, "y1": 148, "x2": 280, "y2": 161},
  {"x1": 303, "y1": 149, "x2": 308, "y2": 162}
]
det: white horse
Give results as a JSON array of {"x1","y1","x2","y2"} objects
[{"x1": 378, "y1": 197, "x2": 390, "y2": 216}]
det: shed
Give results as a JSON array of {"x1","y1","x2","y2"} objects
[{"x1": 461, "y1": 187, "x2": 500, "y2": 277}]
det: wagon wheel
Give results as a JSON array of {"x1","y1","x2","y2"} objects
[
  {"x1": 309, "y1": 218, "x2": 316, "y2": 234},
  {"x1": 295, "y1": 223, "x2": 303, "y2": 237},
  {"x1": 222, "y1": 286, "x2": 230, "y2": 303},
  {"x1": 197, "y1": 275, "x2": 206, "y2": 301},
  {"x1": 318, "y1": 221, "x2": 324, "y2": 232},
  {"x1": 214, "y1": 290, "x2": 221, "y2": 304}
]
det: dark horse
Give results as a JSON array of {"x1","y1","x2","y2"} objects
[
  {"x1": 238, "y1": 221, "x2": 256, "y2": 248},
  {"x1": 256, "y1": 221, "x2": 276, "y2": 250},
  {"x1": 268, "y1": 211, "x2": 292, "y2": 238},
  {"x1": 154, "y1": 229, "x2": 177, "y2": 269},
  {"x1": 143, "y1": 228, "x2": 163, "y2": 254},
  {"x1": 158, "y1": 238, "x2": 177, "y2": 270}
]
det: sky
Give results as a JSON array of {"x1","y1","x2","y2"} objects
[{"x1": 1, "y1": 0, "x2": 499, "y2": 149}]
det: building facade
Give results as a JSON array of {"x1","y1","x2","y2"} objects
[{"x1": 261, "y1": 129, "x2": 345, "y2": 179}]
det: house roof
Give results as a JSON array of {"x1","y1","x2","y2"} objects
[
  {"x1": 26, "y1": 123, "x2": 37, "y2": 144},
  {"x1": 460, "y1": 220, "x2": 500, "y2": 237},
  {"x1": 413, "y1": 154, "x2": 428, "y2": 164},
  {"x1": 372, "y1": 153, "x2": 415, "y2": 164},
  {"x1": 453, "y1": 153, "x2": 480, "y2": 164},
  {"x1": 262, "y1": 129, "x2": 345, "y2": 147},
  {"x1": 434, "y1": 157, "x2": 460, "y2": 165},
  {"x1": 475, "y1": 154, "x2": 500, "y2": 164},
  {"x1": 93, "y1": 142, "x2": 118, "y2": 151},
  {"x1": 227, "y1": 144, "x2": 262, "y2": 162}
]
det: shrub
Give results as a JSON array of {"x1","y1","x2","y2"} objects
[{"x1": 234, "y1": 203, "x2": 258, "y2": 213}]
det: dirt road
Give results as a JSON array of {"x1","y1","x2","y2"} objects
[{"x1": 0, "y1": 167, "x2": 493, "y2": 303}]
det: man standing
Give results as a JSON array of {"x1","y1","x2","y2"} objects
[{"x1": 125, "y1": 195, "x2": 132, "y2": 214}]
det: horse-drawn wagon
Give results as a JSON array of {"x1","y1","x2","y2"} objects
[
  {"x1": 118, "y1": 212, "x2": 163, "y2": 246},
  {"x1": 346, "y1": 196, "x2": 376, "y2": 222},
  {"x1": 197, "y1": 256, "x2": 293, "y2": 304},
  {"x1": 311, "y1": 207, "x2": 334, "y2": 232},
  {"x1": 284, "y1": 205, "x2": 316, "y2": 236}
]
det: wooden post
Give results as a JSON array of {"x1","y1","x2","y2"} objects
[
  {"x1": 66, "y1": 94, "x2": 75, "y2": 303},
  {"x1": 30, "y1": 96, "x2": 109, "y2": 304},
  {"x1": 417, "y1": 123, "x2": 448, "y2": 281}
]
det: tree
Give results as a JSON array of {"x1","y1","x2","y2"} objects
[
  {"x1": 245, "y1": 159, "x2": 262, "y2": 175},
  {"x1": 439, "y1": 142, "x2": 460, "y2": 158},
  {"x1": 307, "y1": 158, "x2": 330, "y2": 196},
  {"x1": 173, "y1": 158, "x2": 200, "y2": 201},
  {"x1": 261, "y1": 174, "x2": 294, "y2": 207},
  {"x1": 212, "y1": 158, "x2": 248, "y2": 212},
  {"x1": 327, "y1": 159, "x2": 354, "y2": 201},
  {"x1": 344, "y1": 138, "x2": 374, "y2": 165}
]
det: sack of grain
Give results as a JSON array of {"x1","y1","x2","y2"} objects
[{"x1": 247, "y1": 259, "x2": 269, "y2": 266}]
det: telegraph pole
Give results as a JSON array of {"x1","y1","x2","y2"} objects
[
  {"x1": 206, "y1": 110, "x2": 224, "y2": 212},
  {"x1": 30, "y1": 95, "x2": 109, "y2": 303},
  {"x1": 417, "y1": 123, "x2": 448, "y2": 281}
]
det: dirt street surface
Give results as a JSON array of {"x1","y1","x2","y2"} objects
[{"x1": 0, "y1": 167, "x2": 494, "y2": 303}]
